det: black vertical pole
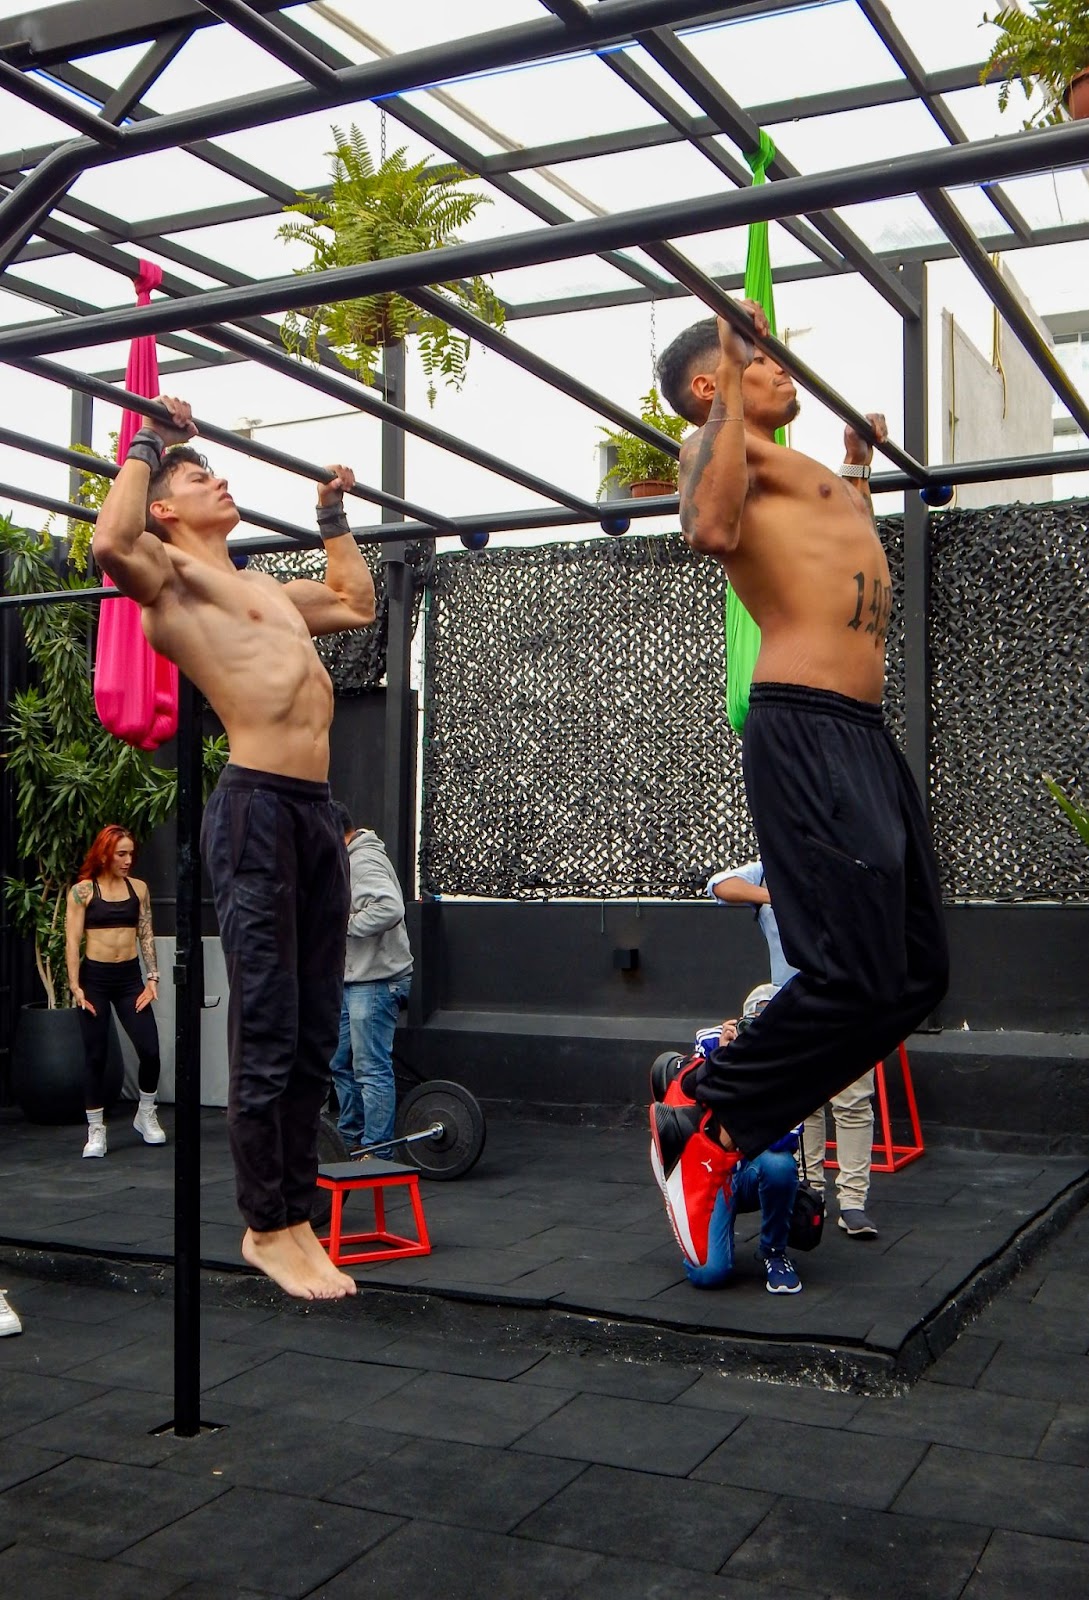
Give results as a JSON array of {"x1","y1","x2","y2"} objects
[
  {"x1": 173, "y1": 673, "x2": 204, "y2": 1437},
  {"x1": 899, "y1": 261, "x2": 930, "y2": 803},
  {"x1": 380, "y1": 341, "x2": 416, "y2": 893},
  {"x1": 67, "y1": 392, "x2": 94, "y2": 506}
]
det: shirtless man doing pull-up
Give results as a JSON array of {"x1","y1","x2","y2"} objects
[
  {"x1": 94, "y1": 398, "x2": 376, "y2": 1300},
  {"x1": 649, "y1": 307, "x2": 948, "y2": 1279}
]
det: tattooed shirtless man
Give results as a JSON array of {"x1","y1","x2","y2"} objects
[{"x1": 652, "y1": 306, "x2": 947, "y2": 1184}]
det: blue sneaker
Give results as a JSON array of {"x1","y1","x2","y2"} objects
[{"x1": 763, "y1": 1253, "x2": 802, "y2": 1294}]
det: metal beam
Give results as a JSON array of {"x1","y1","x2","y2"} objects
[
  {"x1": 195, "y1": 0, "x2": 341, "y2": 89},
  {"x1": 4, "y1": 116, "x2": 1087, "y2": 354},
  {"x1": 0, "y1": 59, "x2": 124, "y2": 144}
]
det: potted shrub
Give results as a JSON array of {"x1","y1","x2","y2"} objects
[
  {"x1": 981, "y1": 3, "x2": 1089, "y2": 126},
  {"x1": 0, "y1": 509, "x2": 225, "y2": 1121},
  {"x1": 599, "y1": 387, "x2": 688, "y2": 499},
  {"x1": 279, "y1": 125, "x2": 505, "y2": 404}
]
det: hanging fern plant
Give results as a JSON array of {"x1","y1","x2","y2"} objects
[{"x1": 279, "y1": 126, "x2": 505, "y2": 404}]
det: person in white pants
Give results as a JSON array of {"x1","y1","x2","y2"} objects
[{"x1": 706, "y1": 859, "x2": 879, "y2": 1238}]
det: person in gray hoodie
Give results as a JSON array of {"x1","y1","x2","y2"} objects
[{"x1": 328, "y1": 802, "x2": 413, "y2": 1156}]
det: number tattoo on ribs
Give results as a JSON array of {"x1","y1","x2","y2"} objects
[{"x1": 847, "y1": 571, "x2": 892, "y2": 645}]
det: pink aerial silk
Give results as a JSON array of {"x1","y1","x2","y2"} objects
[{"x1": 93, "y1": 260, "x2": 179, "y2": 749}]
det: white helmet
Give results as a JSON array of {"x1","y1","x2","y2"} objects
[{"x1": 742, "y1": 982, "x2": 780, "y2": 1019}]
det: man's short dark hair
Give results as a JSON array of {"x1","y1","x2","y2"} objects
[
  {"x1": 657, "y1": 318, "x2": 719, "y2": 424},
  {"x1": 145, "y1": 446, "x2": 209, "y2": 539},
  {"x1": 331, "y1": 801, "x2": 354, "y2": 836}
]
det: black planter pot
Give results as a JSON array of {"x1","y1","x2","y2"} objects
[{"x1": 11, "y1": 1004, "x2": 124, "y2": 1125}]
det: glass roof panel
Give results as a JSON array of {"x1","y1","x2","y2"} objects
[
  {"x1": 68, "y1": 42, "x2": 155, "y2": 94},
  {"x1": 537, "y1": 142, "x2": 741, "y2": 217},
  {"x1": 69, "y1": 149, "x2": 265, "y2": 223},
  {"x1": 143, "y1": 21, "x2": 304, "y2": 113},
  {"x1": 883, "y1": 0, "x2": 1000, "y2": 76},
  {"x1": 993, "y1": 172, "x2": 1089, "y2": 234},
  {"x1": 320, "y1": 0, "x2": 543, "y2": 56},
  {"x1": 765, "y1": 100, "x2": 950, "y2": 175},
  {"x1": 683, "y1": 1, "x2": 904, "y2": 104}
]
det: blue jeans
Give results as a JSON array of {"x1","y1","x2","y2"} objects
[
  {"x1": 328, "y1": 973, "x2": 412, "y2": 1155},
  {"x1": 684, "y1": 1150, "x2": 798, "y2": 1288}
]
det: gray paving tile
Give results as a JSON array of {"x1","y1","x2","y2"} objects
[
  {"x1": 64, "y1": 1335, "x2": 278, "y2": 1397},
  {"x1": 848, "y1": 1384, "x2": 1054, "y2": 1457},
  {"x1": 10, "y1": 1389, "x2": 253, "y2": 1467},
  {"x1": 0, "y1": 1371, "x2": 108, "y2": 1439},
  {"x1": 224, "y1": 1310, "x2": 402, "y2": 1362},
  {"x1": 202, "y1": 1351, "x2": 418, "y2": 1420},
  {"x1": 564, "y1": 1555, "x2": 821, "y2": 1600},
  {"x1": 924, "y1": 1334, "x2": 1002, "y2": 1388},
  {"x1": 1035, "y1": 1405, "x2": 1089, "y2": 1467},
  {"x1": 317, "y1": 1520, "x2": 600, "y2": 1599},
  {"x1": 363, "y1": 1369, "x2": 572, "y2": 1448},
  {"x1": 0, "y1": 1312, "x2": 153, "y2": 1377},
  {"x1": 363, "y1": 1330, "x2": 543, "y2": 1379},
  {"x1": 514, "y1": 1393, "x2": 740, "y2": 1476},
  {"x1": 0, "y1": 1439, "x2": 68, "y2": 1490},
  {"x1": 515, "y1": 1352, "x2": 700, "y2": 1404},
  {"x1": 693, "y1": 1416, "x2": 927, "y2": 1510},
  {"x1": 725, "y1": 1496, "x2": 989, "y2": 1599},
  {"x1": 118, "y1": 1484, "x2": 398, "y2": 1598},
  {"x1": 328, "y1": 1436, "x2": 585, "y2": 1532},
  {"x1": 518, "y1": 1462, "x2": 773, "y2": 1570},
  {"x1": 158, "y1": 1409, "x2": 412, "y2": 1496},
  {"x1": 0, "y1": 1542, "x2": 180, "y2": 1600},
  {"x1": 893, "y1": 1443, "x2": 1089, "y2": 1538},
  {"x1": 678, "y1": 1373, "x2": 864, "y2": 1427},
  {"x1": 1, "y1": 1457, "x2": 226, "y2": 1559},
  {"x1": 961, "y1": 1528, "x2": 1089, "y2": 1599},
  {"x1": 975, "y1": 1345, "x2": 1089, "y2": 1404}
]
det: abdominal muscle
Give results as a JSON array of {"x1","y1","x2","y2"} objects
[{"x1": 84, "y1": 927, "x2": 138, "y2": 964}]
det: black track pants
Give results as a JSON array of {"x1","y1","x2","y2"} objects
[
  {"x1": 201, "y1": 764, "x2": 349, "y2": 1233},
  {"x1": 691, "y1": 682, "x2": 949, "y2": 1157},
  {"x1": 78, "y1": 957, "x2": 161, "y2": 1106}
]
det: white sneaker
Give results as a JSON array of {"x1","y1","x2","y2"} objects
[
  {"x1": 82, "y1": 1124, "x2": 107, "y2": 1158},
  {"x1": 0, "y1": 1290, "x2": 22, "y2": 1337},
  {"x1": 133, "y1": 1105, "x2": 166, "y2": 1145}
]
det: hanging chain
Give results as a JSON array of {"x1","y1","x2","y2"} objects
[
  {"x1": 649, "y1": 300, "x2": 658, "y2": 386},
  {"x1": 380, "y1": 106, "x2": 387, "y2": 164}
]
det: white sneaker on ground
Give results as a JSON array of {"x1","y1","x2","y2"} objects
[
  {"x1": 0, "y1": 1290, "x2": 22, "y2": 1336},
  {"x1": 82, "y1": 1124, "x2": 107, "y2": 1159},
  {"x1": 133, "y1": 1105, "x2": 166, "y2": 1145}
]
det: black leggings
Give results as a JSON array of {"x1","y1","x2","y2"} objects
[
  {"x1": 691, "y1": 683, "x2": 949, "y2": 1157},
  {"x1": 78, "y1": 957, "x2": 160, "y2": 1108}
]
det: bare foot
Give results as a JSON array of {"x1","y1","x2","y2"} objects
[
  {"x1": 240, "y1": 1227, "x2": 342, "y2": 1300},
  {"x1": 288, "y1": 1221, "x2": 357, "y2": 1297}
]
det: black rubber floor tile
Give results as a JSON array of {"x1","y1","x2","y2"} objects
[
  {"x1": 224, "y1": 1310, "x2": 402, "y2": 1363},
  {"x1": 119, "y1": 1484, "x2": 399, "y2": 1597},
  {"x1": 14, "y1": 1391, "x2": 255, "y2": 1468},
  {"x1": 1, "y1": 1457, "x2": 226, "y2": 1559},
  {"x1": 1035, "y1": 1405, "x2": 1089, "y2": 1467},
  {"x1": 317, "y1": 1520, "x2": 599, "y2": 1599},
  {"x1": 1, "y1": 1279, "x2": 153, "y2": 1326},
  {"x1": 892, "y1": 1443, "x2": 1089, "y2": 1538},
  {"x1": 514, "y1": 1393, "x2": 740, "y2": 1476},
  {"x1": 693, "y1": 1416, "x2": 927, "y2": 1510},
  {"x1": 0, "y1": 1440, "x2": 67, "y2": 1490},
  {"x1": 510, "y1": 1262, "x2": 687, "y2": 1302},
  {"x1": 564, "y1": 1554, "x2": 822, "y2": 1600},
  {"x1": 531, "y1": 1224, "x2": 661, "y2": 1264},
  {"x1": 678, "y1": 1374, "x2": 865, "y2": 1427},
  {"x1": 203, "y1": 1351, "x2": 417, "y2": 1420},
  {"x1": 515, "y1": 1352, "x2": 699, "y2": 1404},
  {"x1": 328, "y1": 1436, "x2": 584, "y2": 1532},
  {"x1": 960, "y1": 1528, "x2": 1089, "y2": 1599},
  {"x1": 363, "y1": 1369, "x2": 572, "y2": 1448},
  {"x1": 0, "y1": 1371, "x2": 108, "y2": 1439},
  {"x1": 518, "y1": 1461, "x2": 773, "y2": 1571},
  {"x1": 364, "y1": 1331, "x2": 542, "y2": 1380},
  {"x1": 65, "y1": 1335, "x2": 277, "y2": 1397},
  {"x1": 974, "y1": 1345, "x2": 1089, "y2": 1404},
  {"x1": 0, "y1": 1311, "x2": 150, "y2": 1377},
  {"x1": 725, "y1": 1496, "x2": 988, "y2": 1600},
  {"x1": 924, "y1": 1334, "x2": 1002, "y2": 1389},
  {"x1": 0, "y1": 1542, "x2": 180, "y2": 1600},
  {"x1": 165, "y1": 1586, "x2": 279, "y2": 1599},
  {"x1": 971, "y1": 1298, "x2": 1088, "y2": 1355},
  {"x1": 848, "y1": 1384, "x2": 1053, "y2": 1458},
  {"x1": 46, "y1": 1211, "x2": 174, "y2": 1246},
  {"x1": 159, "y1": 1409, "x2": 411, "y2": 1496}
]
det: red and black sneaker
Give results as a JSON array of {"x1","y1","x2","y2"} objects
[
  {"x1": 649, "y1": 1050, "x2": 700, "y2": 1105},
  {"x1": 649, "y1": 1100, "x2": 740, "y2": 1273}
]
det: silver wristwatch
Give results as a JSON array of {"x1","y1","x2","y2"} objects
[{"x1": 839, "y1": 464, "x2": 871, "y2": 480}]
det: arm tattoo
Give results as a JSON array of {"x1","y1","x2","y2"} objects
[
  {"x1": 681, "y1": 395, "x2": 731, "y2": 537},
  {"x1": 138, "y1": 892, "x2": 157, "y2": 973}
]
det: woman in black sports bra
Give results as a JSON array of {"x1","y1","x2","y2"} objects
[{"x1": 65, "y1": 824, "x2": 164, "y2": 1159}]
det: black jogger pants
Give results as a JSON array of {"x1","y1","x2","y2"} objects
[{"x1": 690, "y1": 682, "x2": 949, "y2": 1158}]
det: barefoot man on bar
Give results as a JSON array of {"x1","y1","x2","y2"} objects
[{"x1": 94, "y1": 397, "x2": 375, "y2": 1300}]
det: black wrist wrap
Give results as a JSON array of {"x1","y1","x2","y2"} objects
[
  {"x1": 316, "y1": 501, "x2": 351, "y2": 538},
  {"x1": 126, "y1": 428, "x2": 165, "y2": 471}
]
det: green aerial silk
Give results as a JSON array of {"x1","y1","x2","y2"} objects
[{"x1": 724, "y1": 128, "x2": 785, "y2": 735}]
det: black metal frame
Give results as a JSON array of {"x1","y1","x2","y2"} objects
[{"x1": 1, "y1": 0, "x2": 1087, "y2": 1439}]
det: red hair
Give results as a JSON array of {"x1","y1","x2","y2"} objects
[{"x1": 77, "y1": 825, "x2": 136, "y2": 882}]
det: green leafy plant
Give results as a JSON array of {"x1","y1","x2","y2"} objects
[
  {"x1": 599, "y1": 388, "x2": 688, "y2": 495},
  {"x1": 1043, "y1": 772, "x2": 1089, "y2": 848},
  {"x1": 981, "y1": 2, "x2": 1089, "y2": 127},
  {"x1": 279, "y1": 126, "x2": 505, "y2": 404},
  {"x1": 0, "y1": 517, "x2": 227, "y2": 1007},
  {"x1": 67, "y1": 433, "x2": 118, "y2": 571}
]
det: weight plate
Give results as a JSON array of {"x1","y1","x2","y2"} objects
[
  {"x1": 395, "y1": 1079, "x2": 486, "y2": 1181},
  {"x1": 313, "y1": 1113, "x2": 350, "y2": 1227}
]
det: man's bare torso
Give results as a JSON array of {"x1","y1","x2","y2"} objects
[
  {"x1": 145, "y1": 551, "x2": 334, "y2": 781},
  {"x1": 722, "y1": 430, "x2": 891, "y2": 705}
]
